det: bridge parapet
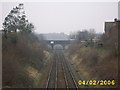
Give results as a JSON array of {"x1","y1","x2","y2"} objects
[{"x1": 45, "y1": 40, "x2": 72, "y2": 49}]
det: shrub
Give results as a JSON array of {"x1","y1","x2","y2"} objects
[{"x1": 2, "y1": 32, "x2": 46, "y2": 87}]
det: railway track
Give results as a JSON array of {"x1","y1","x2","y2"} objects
[
  {"x1": 45, "y1": 52, "x2": 57, "y2": 88},
  {"x1": 46, "y1": 50, "x2": 79, "y2": 89},
  {"x1": 60, "y1": 52, "x2": 79, "y2": 89}
]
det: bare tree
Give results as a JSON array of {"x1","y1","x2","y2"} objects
[{"x1": 88, "y1": 28, "x2": 96, "y2": 41}]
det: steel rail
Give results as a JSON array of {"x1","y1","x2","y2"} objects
[
  {"x1": 46, "y1": 52, "x2": 57, "y2": 89},
  {"x1": 58, "y1": 52, "x2": 69, "y2": 89},
  {"x1": 55, "y1": 52, "x2": 58, "y2": 89},
  {"x1": 45, "y1": 56, "x2": 54, "y2": 88},
  {"x1": 61, "y1": 52, "x2": 79, "y2": 89}
]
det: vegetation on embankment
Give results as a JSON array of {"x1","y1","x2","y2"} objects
[
  {"x1": 2, "y1": 3, "x2": 52, "y2": 88},
  {"x1": 67, "y1": 30, "x2": 118, "y2": 88},
  {"x1": 2, "y1": 33, "x2": 50, "y2": 88}
]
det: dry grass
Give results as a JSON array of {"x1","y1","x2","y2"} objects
[{"x1": 68, "y1": 43, "x2": 118, "y2": 88}]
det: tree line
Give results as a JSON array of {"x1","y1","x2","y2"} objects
[{"x1": 69, "y1": 29, "x2": 98, "y2": 47}]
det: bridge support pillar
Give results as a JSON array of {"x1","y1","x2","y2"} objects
[
  {"x1": 51, "y1": 44, "x2": 54, "y2": 50},
  {"x1": 62, "y1": 45, "x2": 65, "y2": 50}
]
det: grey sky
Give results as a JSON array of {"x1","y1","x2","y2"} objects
[{"x1": 1, "y1": 2, "x2": 118, "y2": 34}]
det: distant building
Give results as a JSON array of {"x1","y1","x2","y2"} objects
[{"x1": 104, "y1": 18, "x2": 119, "y2": 37}]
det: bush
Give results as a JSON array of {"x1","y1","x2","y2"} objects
[
  {"x1": 2, "y1": 32, "x2": 46, "y2": 87},
  {"x1": 67, "y1": 42, "x2": 118, "y2": 87}
]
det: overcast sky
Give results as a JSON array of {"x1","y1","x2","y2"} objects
[{"x1": 1, "y1": 2, "x2": 118, "y2": 34}]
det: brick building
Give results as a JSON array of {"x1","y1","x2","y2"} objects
[{"x1": 104, "y1": 18, "x2": 119, "y2": 37}]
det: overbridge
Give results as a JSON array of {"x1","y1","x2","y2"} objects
[{"x1": 44, "y1": 40, "x2": 72, "y2": 49}]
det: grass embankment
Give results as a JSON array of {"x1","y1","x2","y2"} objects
[
  {"x1": 2, "y1": 33, "x2": 50, "y2": 88},
  {"x1": 67, "y1": 44, "x2": 118, "y2": 88}
]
